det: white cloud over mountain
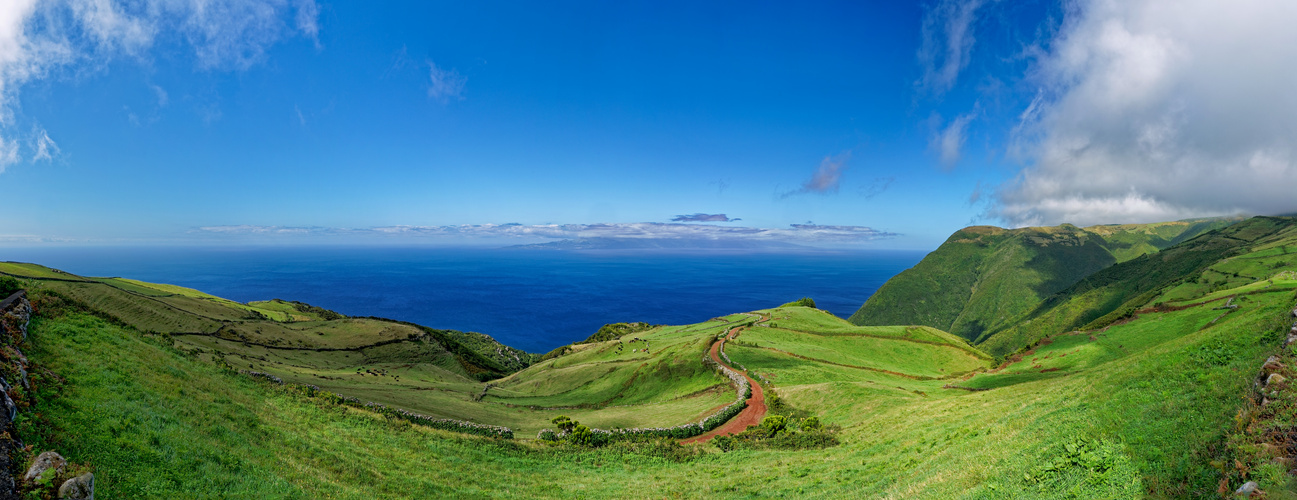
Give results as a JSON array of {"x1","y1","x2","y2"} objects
[{"x1": 994, "y1": 0, "x2": 1297, "y2": 226}]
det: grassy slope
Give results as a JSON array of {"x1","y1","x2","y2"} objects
[
  {"x1": 849, "y1": 218, "x2": 1236, "y2": 343},
  {"x1": 978, "y1": 216, "x2": 1295, "y2": 357},
  {"x1": 24, "y1": 275, "x2": 1295, "y2": 497},
  {"x1": 0, "y1": 262, "x2": 534, "y2": 381}
]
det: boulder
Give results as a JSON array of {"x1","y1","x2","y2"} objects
[
  {"x1": 1267, "y1": 373, "x2": 1287, "y2": 387},
  {"x1": 57, "y1": 473, "x2": 93, "y2": 500},
  {"x1": 1264, "y1": 356, "x2": 1284, "y2": 373},
  {"x1": 1236, "y1": 480, "x2": 1259, "y2": 496},
  {"x1": 24, "y1": 451, "x2": 65, "y2": 483}
]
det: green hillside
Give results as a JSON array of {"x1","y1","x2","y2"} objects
[
  {"x1": 16, "y1": 270, "x2": 1296, "y2": 497},
  {"x1": 848, "y1": 217, "x2": 1237, "y2": 343},
  {"x1": 978, "y1": 216, "x2": 1297, "y2": 357},
  {"x1": 0, "y1": 262, "x2": 534, "y2": 381},
  {"x1": 8, "y1": 215, "x2": 1297, "y2": 498}
]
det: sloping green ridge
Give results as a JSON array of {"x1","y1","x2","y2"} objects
[
  {"x1": 849, "y1": 217, "x2": 1237, "y2": 343},
  {"x1": 0, "y1": 262, "x2": 533, "y2": 380},
  {"x1": 977, "y1": 215, "x2": 1297, "y2": 356},
  {"x1": 23, "y1": 263, "x2": 1297, "y2": 497}
]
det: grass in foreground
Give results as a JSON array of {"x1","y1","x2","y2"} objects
[{"x1": 23, "y1": 289, "x2": 1297, "y2": 498}]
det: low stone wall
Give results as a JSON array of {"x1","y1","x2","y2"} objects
[{"x1": 0, "y1": 290, "x2": 94, "y2": 499}]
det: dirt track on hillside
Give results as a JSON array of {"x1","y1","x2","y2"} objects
[{"x1": 681, "y1": 326, "x2": 766, "y2": 444}]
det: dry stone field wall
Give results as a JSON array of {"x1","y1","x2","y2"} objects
[{"x1": 0, "y1": 290, "x2": 93, "y2": 500}]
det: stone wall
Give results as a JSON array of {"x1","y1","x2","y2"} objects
[{"x1": 0, "y1": 290, "x2": 93, "y2": 500}]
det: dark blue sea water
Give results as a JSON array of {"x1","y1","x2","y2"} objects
[{"x1": 0, "y1": 246, "x2": 922, "y2": 353}]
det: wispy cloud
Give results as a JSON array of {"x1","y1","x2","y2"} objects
[
  {"x1": 0, "y1": 0, "x2": 319, "y2": 171},
  {"x1": 150, "y1": 83, "x2": 168, "y2": 106},
  {"x1": 294, "y1": 0, "x2": 321, "y2": 48},
  {"x1": 916, "y1": 0, "x2": 987, "y2": 97},
  {"x1": 195, "y1": 221, "x2": 898, "y2": 245},
  {"x1": 0, "y1": 138, "x2": 18, "y2": 173},
  {"x1": 427, "y1": 61, "x2": 466, "y2": 102},
  {"x1": 31, "y1": 126, "x2": 58, "y2": 162},
  {"x1": 709, "y1": 179, "x2": 729, "y2": 195},
  {"x1": 782, "y1": 151, "x2": 851, "y2": 198},
  {"x1": 859, "y1": 176, "x2": 895, "y2": 200},
  {"x1": 670, "y1": 213, "x2": 739, "y2": 222},
  {"x1": 932, "y1": 112, "x2": 974, "y2": 169}
]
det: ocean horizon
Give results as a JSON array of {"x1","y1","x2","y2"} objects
[{"x1": 0, "y1": 246, "x2": 923, "y2": 353}]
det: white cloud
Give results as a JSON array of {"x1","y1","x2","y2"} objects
[
  {"x1": 994, "y1": 0, "x2": 1297, "y2": 226},
  {"x1": 31, "y1": 126, "x2": 58, "y2": 162},
  {"x1": 933, "y1": 113, "x2": 974, "y2": 168},
  {"x1": 0, "y1": 0, "x2": 318, "y2": 169},
  {"x1": 782, "y1": 151, "x2": 851, "y2": 198},
  {"x1": 916, "y1": 0, "x2": 987, "y2": 96},
  {"x1": 195, "y1": 222, "x2": 898, "y2": 245},
  {"x1": 70, "y1": 0, "x2": 155, "y2": 56},
  {"x1": 0, "y1": 136, "x2": 17, "y2": 172},
  {"x1": 150, "y1": 83, "x2": 167, "y2": 106},
  {"x1": 294, "y1": 0, "x2": 320, "y2": 46},
  {"x1": 427, "y1": 61, "x2": 466, "y2": 102}
]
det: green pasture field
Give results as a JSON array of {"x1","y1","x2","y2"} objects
[
  {"x1": 731, "y1": 326, "x2": 990, "y2": 378},
  {"x1": 13, "y1": 233, "x2": 1297, "y2": 499},
  {"x1": 25, "y1": 279, "x2": 1295, "y2": 498}
]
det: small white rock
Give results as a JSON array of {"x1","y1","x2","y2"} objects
[
  {"x1": 24, "y1": 451, "x2": 66, "y2": 483},
  {"x1": 57, "y1": 472, "x2": 93, "y2": 500}
]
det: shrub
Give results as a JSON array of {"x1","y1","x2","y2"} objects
[
  {"x1": 0, "y1": 276, "x2": 22, "y2": 299},
  {"x1": 779, "y1": 297, "x2": 817, "y2": 309},
  {"x1": 760, "y1": 415, "x2": 789, "y2": 434},
  {"x1": 713, "y1": 435, "x2": 738, "y2": 452},
  {"x1": 569, "y1": 424, "x2": 593, "y2": 446}
]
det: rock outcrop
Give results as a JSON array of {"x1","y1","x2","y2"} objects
[
  {"x1": 0, "y1": 290, "x2": 94, "y2": 500},
  {"x1": 23, "y1": 451, "x2": 65, "y2": 483},
  {"x1": 58, "y1": 473, "x2": 93, "y2": 500}
]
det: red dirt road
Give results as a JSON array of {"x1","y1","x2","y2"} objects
[{"x1": 681, "y1": 327, "x2": 766, "y2": 444}]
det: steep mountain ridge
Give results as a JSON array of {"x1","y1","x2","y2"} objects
[
  {"x1": 848, "y1": 217, "x2": 1238, "y2": 343},
  {"x1": 977, "y1": 215, "x2": 1297, "y2": 356}
]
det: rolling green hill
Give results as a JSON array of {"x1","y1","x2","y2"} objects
[
  {"x1": 8, "y1": 216, "x2": 1297, "y2": 498},
  {"x1": 848, "y1": 217, "x2": 1238, "y2": 343},
  {"x1": 978, "y1": 215, "x2": 1297, "y2": 356},
  {"x1": 0, "y1": 262, "x2": 535, "y2": 381},
  {"x1": 17, "y1": 268, "x2": 1296, "y2": 497}
]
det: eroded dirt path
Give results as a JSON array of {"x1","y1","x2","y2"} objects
[{"x1": 681, "y1": 325, "x2": 767, "y2": 444}]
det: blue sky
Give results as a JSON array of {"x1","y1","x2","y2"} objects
[{"x1": 1, "y1": 0, "x2": 1294, "y2": 250}]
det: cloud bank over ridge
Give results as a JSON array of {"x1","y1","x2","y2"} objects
[{"x1": 991, "y1": 0, "x2": 1297, "y2": 226}]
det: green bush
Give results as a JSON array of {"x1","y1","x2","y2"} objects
[
  {"x1": 0, "y1": 276, "x2": 21, "y2": 298},
  {"x1": 712, "y1": 435, "x2": 738, "y2": 452},
  {"x1": 780, "y1": 297, "x2": 817, "y2": 309}
]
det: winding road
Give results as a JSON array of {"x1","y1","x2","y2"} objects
[{"x1": 682, "y1": 322, "x2": 767, "y2": 444}]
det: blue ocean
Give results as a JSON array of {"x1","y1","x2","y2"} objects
[{"x1": 0, "y1": 247, "x2": 922, "y2": 353}]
